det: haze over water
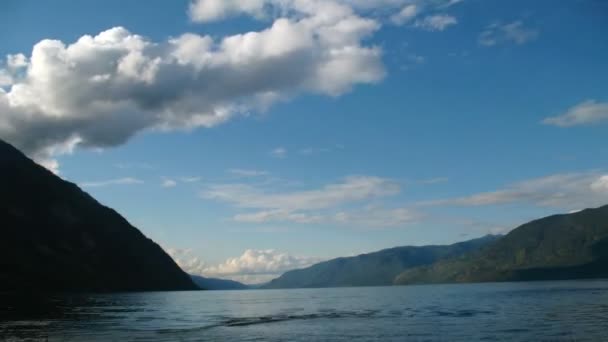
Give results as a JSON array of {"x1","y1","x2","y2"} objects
[{"x1": 2, "y1": 280, "x2": 607, "y2": 342}]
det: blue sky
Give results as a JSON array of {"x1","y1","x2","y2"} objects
[{"x1": 1, "y1": 0, "x2": 607, "y2": 283}]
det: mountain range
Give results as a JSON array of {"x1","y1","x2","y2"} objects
[
  {"x1": 263, "y1": 235, "x2": 500, "y2": 289},
  {"x1": 265, "y1": 205, "x2": 608, "y2": 289},
  {"x1": 395, "y1": 205, "x2": 608, "y2": 285},
  {"x1": 2, "y1": 138, "x2": 607, "y2": 292},
  {"x1": 190, "y1": 275, "x2": 249, "y2": 290}
]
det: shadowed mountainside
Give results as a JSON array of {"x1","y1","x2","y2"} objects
[
  {"x1": 263, "y1": 235, "x2": 500, "y2": 289},
  {"x1": 0, "y1": 139, "x2": 197, "y2": 292},
  {"x1": 190, "y1": 275, "x2": 249, "y2": 290},
  {"x1": 395, "y1": 205, "x2": 608, "y2": 285}
]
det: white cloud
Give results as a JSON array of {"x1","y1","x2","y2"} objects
[
  {"x1": 189, "y1": 0, "x2": 268, "y2": 22},
  {"x1": 542, "y1": 100, "x2": 608, "y2": 127},
  {"x1": 414, "y1": 14, "x2": 457, "y2": 31},
  {"x1": 189, "y1": 0, "x2": 463, "y2": 23},
  {"x1": 166, "y1": 246, "x2": 321, "y2": 284},
  {"x1": 271, "y1": 147, "x2": 288, "y2": 158},
  {"x1": 162, "y1": 178, "x2": 178, "y2": 188},
  {"x1": 202, "y1": 249, "x2": 322, "y2": 283},
  {"x1": 165, "y1": 248, "x2": 208, "y2": 276},
  {"x1": 1, "y1": 0, "x2": 385, "y2": 170},
  {"x1": 81, "y1": 177, "x2": 144, "y2": 188},
  {"x1": 228, "y1": 168, "x2": 270, "y2": 177},
  {"x1": 203, "y1": 175, "x2": 417, "y2": 227},
  {"x1": 391, "y1": 4, "x2": 418, "y2": 25},
  {"x1": 204, "y1": 175, "x2": 400, "y2": 210},
  {"x1": 424, "y1": 172, "x2": 608, "y2": 210},
  {"x1": 591, "y1": 176, "x2": 608, "y2": 193},
  {"x1": 479, "y1": 21, "x2": 539, "y2": 46},
  {"x1": 6, "y1": 54, "x2": 28, "y2": 69}
]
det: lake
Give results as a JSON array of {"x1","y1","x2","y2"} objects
[{"x1": 1, "y1": 280, "x2": 608, "y2": 341}]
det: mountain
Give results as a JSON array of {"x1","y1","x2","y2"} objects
[
  {"x1": 190, "y1": 275, "x2": 249, "y2": 290},
  {"x1": 263, "y1": 235, "x2": 500, "y2": 289},
  {"x1": 0, "y1": 139, "x2": 197, "y2": 292},
  {"x1": 395, "y1": 205, "x2": 608, "y2": 285}
]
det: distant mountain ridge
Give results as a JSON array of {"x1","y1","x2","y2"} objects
[
  {"x1": 263, "y1": 235, "x2": 500, "y2": 289},
  {"x1": 395, "y1": 205, "x2": 608, "y2": 285},
  {"x1": 190, "y1": 275, "x2": 249, "y2": 290},
  {"x1": 0, "y1": 139, "x2": 197, "y2": 292}
]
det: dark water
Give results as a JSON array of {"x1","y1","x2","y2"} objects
[{"x1": 2, "y1": 280, "x2": 608, "y2": 341}]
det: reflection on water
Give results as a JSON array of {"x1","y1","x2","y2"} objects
[{"x1": 1, "y1": 280, "x2": 608, "y2": 341}]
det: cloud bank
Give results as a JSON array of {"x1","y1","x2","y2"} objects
[
  {"x1": 166, "y1": 247, "x2": 320, "y2": 283},
  {"x1": 0, "y1": 2, "x2": 386, "y2": 169}
]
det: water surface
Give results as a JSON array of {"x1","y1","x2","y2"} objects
[{"x1": 2, "y1": 280, "x2": 608, "y2": 341}]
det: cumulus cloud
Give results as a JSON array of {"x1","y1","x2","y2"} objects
[
  {"x1": 0, "y1": 0, "x2": 385, "y2": 171},
  {"x1": 202, "y1": 249, "x2": 322, "y2": 283},
  {"x1": 165, "y1": 248, "x2": 208, "y2": 276},
  {"x1": 80, "y1": 177, "x2": 144, "y2": 188},
  {"x1": 166, "y1": 246, "x2": 320, "y2": 283},
  {"x1": 424, "y1": 172, "x2": 608, "y2": 210},
  {"x1": 202, "y1": 175, "x2": 417, "y2": 227},
  {"x1": 479, "y1": 21, "x2": 539, "y2": 46},
  {"x1": 414, "y1": 14, "x2": 457, "y2": 31},
  {"x1": 542, "y1": 100, "x2": 608, "y2": 127}
]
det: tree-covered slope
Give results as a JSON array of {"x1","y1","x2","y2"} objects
[
  {"x1": 395, "y1": 205, "x2": 608, "y2": 285},
  {"x1": 263, "y1": 235, "x2": 499, "y2": 289},
  {"x1": 0, "y1": 139, "x2": 197, "y2": 292}
]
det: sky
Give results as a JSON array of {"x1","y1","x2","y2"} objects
[{"x1": 1, "y1": 0, "x2": 607, "y2": 283}]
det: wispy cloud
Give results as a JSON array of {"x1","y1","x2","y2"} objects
[
  {"x1": 180, "y1": 176, "x2": 201, "y2": 183},
  {"x1": 422, "y1": 172, "x2": 608, "y2": 210},
  {"x1": 543, "y1": 100, "x2": 608, "y2": 127},
  {"x1": 162, "y1": 178, "x2": 178, "y2": 188},
  {"x1": 81, "y1": 177, "x2": 144, "y2": 188},
  {"x1": 203, "y1": 176, "x2": 400, "y2": 211},
  {"x1": 202, "y1": 176, "x2": 417, "y2": 227},
  {"x1": 228, "y1": 169, "x2": 270, "y2": 178},
  {"x1": 114, "y1": 162, "x2": 154, "y2": 170},
  {"x1": 270, "y1": 147, "x2": 287, "y2": 158},
  {"x1": 391, "y1": 0, "x2": 462, "y2": 28},
  {"x1": 414, "y1": 14, "x2": 458, "y2": 31},
  {"x1": 479, "y1": 20, "x2": 539, "y2": 46},
  {"x1": 391, "y1": 4, "x2": 419, "y2": 26}
]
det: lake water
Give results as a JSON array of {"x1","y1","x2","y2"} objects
[{"x1": 2, "y1": 280, "x2": 608, "y2": 341}]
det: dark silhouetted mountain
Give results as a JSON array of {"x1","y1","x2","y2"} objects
[
  {"x1": 0, "y1": 139, "x2": 197, "y2": 292},
  {"x1": 395, "y1": 205, "x2": 608, "y2": 285},
  {"x1": 190, "y1": 275, "x2": 249, "y2": 290},
  {"x1": 263, "y1": 235, "x2": 500, "y2": 289}
]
